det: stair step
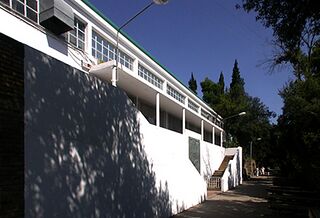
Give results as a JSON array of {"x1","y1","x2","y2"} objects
[{"x1": 207, "y1": 155, "x2": 234, "y2": 190}]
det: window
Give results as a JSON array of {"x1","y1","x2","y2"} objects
[
  {"x1": 1, "y1": 0, "x2": 39, "y2": 23},
  {"x1": 92, "y1": 31, "x2": 133, "y2": 70},
  {"x1": 167, "y1": 85, "x2": 185, "y2": 103},
  {"x1": 201, "y1": 108, "x2": 215, "y2": 122},
  {"x1": 138, "y1": 64, "x2": 163, "y2": 89},
  {"x1": 67, "y1": 17, "x2": 86, "y2": 50},
  {"x1": 188, "y1": 99, "x2": 199, "y2": 112}
]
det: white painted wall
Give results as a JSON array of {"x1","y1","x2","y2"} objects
[
  {"x1": 0, "y1": 7, "x2": 86, "y2": 71},
  {"x1": 138, "y1": 115, "x2": 226, "y2": 214},
  {"x1": 1, "y1": 5, "x2": 242, "y2": 216},
  {"x1": 221, "y1": 147, "x2": 243, "y2": 192}
]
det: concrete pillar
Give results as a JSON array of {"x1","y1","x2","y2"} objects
[
  {"x1": 220, "y1": 130, "x2": 223, "y2": 147},
  {"x1": 212, "y1": 126, "x2": 215, "y2": 145},
  {"x1": 201, "y1": 120, "x2": 204, "y2": 141},
  {"x1": 86, "y1": 24, "x2": 93, "y2": 55},
  {"x1": 182, "y1": 108, "x2": 185, "y2": 134},
  {"x1": 156, "y1": 93, "x2": 160, "y2": 127},
  {"x1": 133, "y1": 58, "x2": 139, "y2": 75},
  {"x1": 111, "y1": 66, "x2": 117, "y2": 87},
  {"x1": 163, "y1": 81, "x2": 167, "y2": 92}
]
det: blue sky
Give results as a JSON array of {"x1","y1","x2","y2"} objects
[{"x1": 88, "y1": 0, "x2": 293, "y2": 122}]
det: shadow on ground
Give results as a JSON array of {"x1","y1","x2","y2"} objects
[{"x1": 173, "y1": 178, "x2": 305, "y2": 218}]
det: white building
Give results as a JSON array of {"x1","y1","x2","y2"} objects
[{"x1": 0, "y1": 0, "x2": 242, "y2": 217}]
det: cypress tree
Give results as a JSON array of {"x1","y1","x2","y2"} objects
[
  {"x1": 230, "y1": 60, "x2": 245, "y2": 101},
  {"x1": 188, "y1": 72, "x2": 198, "y2": 95},
  {"x1": 218, "y1": 71, "x2": 225, "y2": 95}
]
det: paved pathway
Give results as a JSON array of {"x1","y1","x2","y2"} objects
[{"x1": 173, "y1": 177, "x2": 278, "y2": 218}]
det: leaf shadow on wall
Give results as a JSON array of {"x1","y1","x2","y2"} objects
[{"x1": 24, "y1": 47, "x2": 172, "y2": 218}]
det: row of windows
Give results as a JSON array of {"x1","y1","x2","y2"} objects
[
  {"x1": 92, "y1": 30, "x2": 133, "y2": 69},
  {"x1": 188, "y1": 99, "x2": 199, "y2": 113},
  {"x1": 201, "y1": 109, "x2": 214, "y2": 122},
  {"x1": 1, "y1": 2, "x2": 221, "y2": 123},
  {"x1": 1, "y1": 0, "x2": 38, "y2": 22},
  {"x1": 138, "y1": 64, "x2": 163, "y2": 89},
  {"x1": 201, "y1": 109, "x2": 222, "y2": 127},
  {"x1": 67, "y1": 17, "x2": 85, "y2": 50},
  {"x1": 167, "y1": 85, "x2": 185, "y2": 104}
]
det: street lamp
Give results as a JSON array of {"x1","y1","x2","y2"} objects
[
  {"x1": 222, "y1": 111, "x2": 246, "y2": 146},
  {"x1": 112, "y1": 0, "x2": 169, "y2": 86},
  {"x1": 222, "y1": 111, "x2": 246, "y2": 121},
  {"x1": 249, "y1": 137, "x2": 262, "y2": 176}
]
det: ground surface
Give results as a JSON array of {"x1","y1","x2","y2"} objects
[{"x1": 173, "y1": 177, "x2": 305, "y2": 218}]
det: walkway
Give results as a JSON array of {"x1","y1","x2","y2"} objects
[{"x1": 173, "y1": 177, "x2": 281, "y2": 218}]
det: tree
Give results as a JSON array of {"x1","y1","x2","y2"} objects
[
  {"x1": 199, "y1": 62, "x2": 274, "y2": 165},
  {"x1": 242, "y1": 0, "x2": 320, "y2": 189},
  {"x1": 230, "y1": 60, "x2": 245, "y2": 102},
  {"x1": 277, "y1": 77, "x2": 320, "y2": 188},
  {"x1": 218, "y1": 72, "x2": 225, "y2": 95},
  {"x1": 188, "y1": 72, "x2": 197, "y2": 95},
  {"x1": 242, "y1": 0, "x2": 320, "y2": 79},
  {"x1": 200, "y1": 77, "x2": 221, "y2": 107}
]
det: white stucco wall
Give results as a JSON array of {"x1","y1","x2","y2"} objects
[
  {"x1": 138, "y1": 114, "x2": 226, "y2": 214},
  {"x1": 1, "y1": 5, "x2": 242, "y2": 216},
  {"x1": 221, "y1": 147, "x2": 243, "y2": 192}
]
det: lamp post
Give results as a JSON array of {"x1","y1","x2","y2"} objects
[
  {"x1": 112, "y1": 0, "x2": 169, "y2": 87},
  {"x1": 222, "y1": 111, "x2": 246, "y2": 146},
  {"x1": 249, "y1": 137, "x2": 261, "y2": 176},
  {"x1": 222, "y1": 111, "x2": 246, "y2": 122}
]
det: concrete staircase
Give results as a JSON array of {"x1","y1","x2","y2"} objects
[{"x1": 208, "y1": 155, "x2": 234, "y2": 190}]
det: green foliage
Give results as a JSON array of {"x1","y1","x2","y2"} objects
[
  {"x1": 277, "y1": 77, "x2": 320, "y2": 188},
  {"x1": 200, "y1": 62, "x2": 274, "y2": 166},
  {"x1": 188, "y1": 72, "x2": 197, "y2": 95},
  {"x1": 201, "y1": 77, "x2": 222, "y2": 107},
  {"x1": 243, "y1": 0, "x2": 320, "y2": 189},
  {"x1": 218, "y1": 72, "x2": 225, "y2": 95},
  {"x1": 230, "y1": 60, "x2": 245, "y2": 102},
  {"x1": 242, "y1": 0, "x2": 320, "y2": 78}
]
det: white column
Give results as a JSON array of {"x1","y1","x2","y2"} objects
[
  {"x1": 182, "y1": 108, "x2": 186, "y2": 134},
  {"x1": 133, "y1": 58, "x2": 139, "y2": 74},
  {"x1": 86, "y1": 24, "x2": 93, "y2": 55},
  {"x1": 111, "y1": 66, "x2": 117, "y2": 87},
  {"x1": 220, "y1": 130, "x2": 223, "y2": 147},
  {"x1": 212, "y1": 126, "x2": 215, "y2": 145},
  {"x1": 201, "y1": 120, "x2": 204, "y2": 141},
  {"x1": 156, "y1": 93, "x2": 160, "y2": 127}
]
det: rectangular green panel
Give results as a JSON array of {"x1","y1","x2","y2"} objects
[{"x1": 189, "y1": 137, "x2": 200, "y2": 173}]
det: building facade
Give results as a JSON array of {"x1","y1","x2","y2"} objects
[{"x1": 0, "y1": 0, "x2": 242, "y2": 217}]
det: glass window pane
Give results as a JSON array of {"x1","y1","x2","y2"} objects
[
  {"x1": 97, "y1": 52, "x2": 102, "y2": 60},
  {"x1": 27, "y1": 8, "x2": 37, "y2": 22},
  {"x1": 69, "y1": 35, "x2": 76, "y2": 46},
  {"x1": 102, "y1": 55, "x2": 108, "y2": 62},
  {"x1": 27, "y1": 0, "x2": 37, "y2": 10},
  {"x1": 78, "y1": 31, "x2": 85, "y2": 41},
  {"x1": 0, "y1": 0, "x2": 10, "y2": 6},
  {"x1": 97, "y1": 43, "x2": 102, "y2": 51},
  {"x1": 12, "y1": 0, "x2": 25, "y2": 14},
  {"x1": 78, "y1": 41, "x2": 84, "y2": 50},
  {"x1": 69, "y1": 29, "x2": 76, "y2": 36}
]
